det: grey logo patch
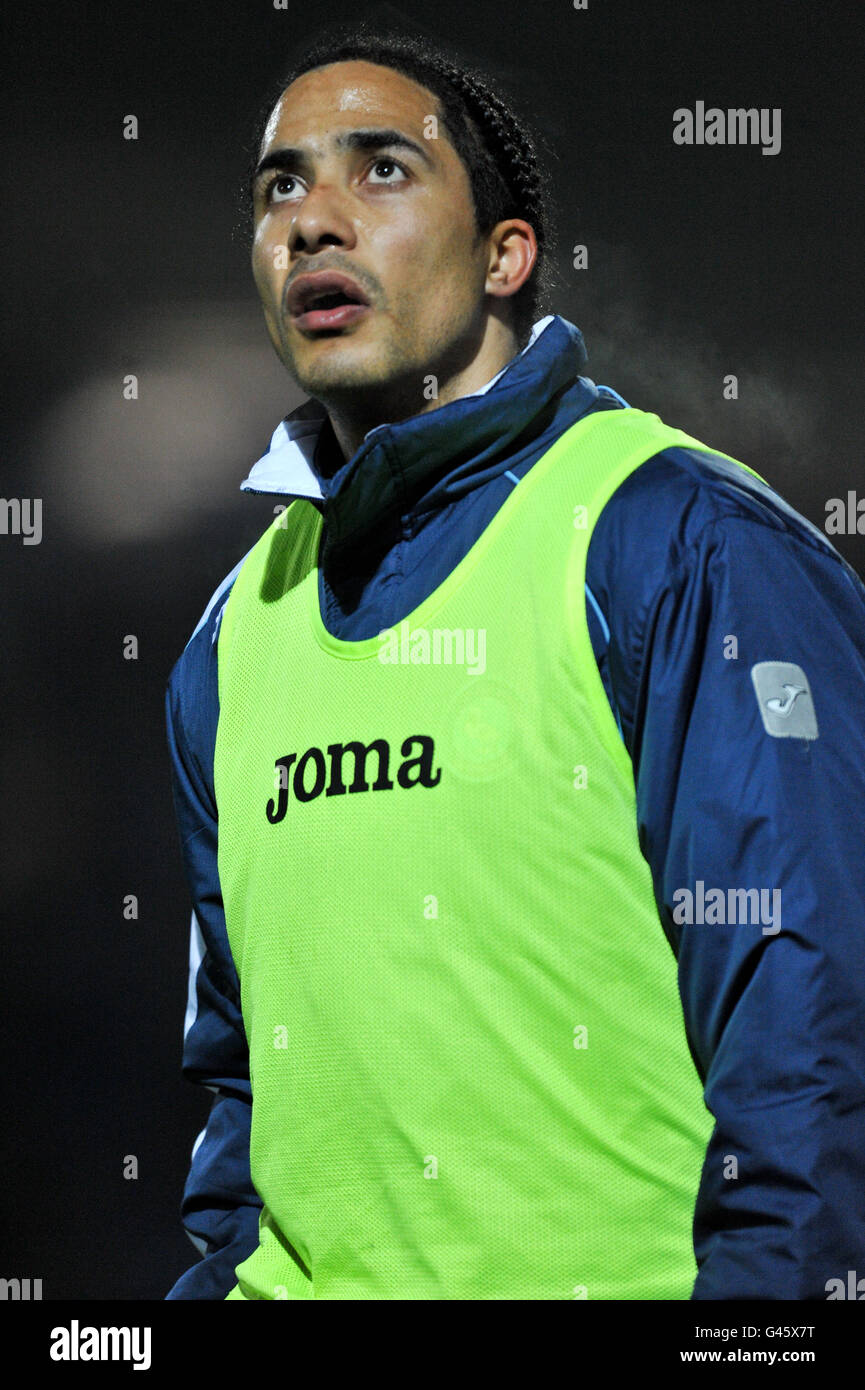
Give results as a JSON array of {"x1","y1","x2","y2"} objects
[{"x1": 751, "y1": 662, "x2": 819, "y2": 740}]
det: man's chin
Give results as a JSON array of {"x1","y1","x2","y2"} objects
[
  {"x1": 291, "y1": 360, "x2": 384, "y2": 398},
  {"x1": 283, "y1": 334, "x2": 400, "y2": 397}
]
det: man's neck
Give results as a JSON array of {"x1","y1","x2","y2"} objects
[{"x1": 319, "y1": 316, "x2": 521, "y2": 467}]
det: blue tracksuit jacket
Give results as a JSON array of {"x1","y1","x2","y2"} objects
[{"x1": 165, "y1": 313, "x2": 865, "y2": 1300}]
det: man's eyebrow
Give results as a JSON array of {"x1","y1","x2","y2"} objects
[{"x1": 251, "y1": 128, "x2": 435, "y2": 190}]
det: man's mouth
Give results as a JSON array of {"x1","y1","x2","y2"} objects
[{"x1": 287, "y1": 271, "x2": 372, "y2": 332}]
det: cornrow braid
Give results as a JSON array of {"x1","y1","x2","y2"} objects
[
  {"x1": 243, "y1": 24, "x2": 558, "y2": 348},
  {"x1": 432, "y1": 59, "x2": 549, "y2": 261}
]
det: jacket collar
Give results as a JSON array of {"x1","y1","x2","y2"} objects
[{"x1": 241, "y1": 314, "x2": 591, "y2": 547}]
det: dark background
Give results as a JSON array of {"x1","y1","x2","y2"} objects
[{"x1": 2, "y1": 0, "x2": 861, "y2": 1298}]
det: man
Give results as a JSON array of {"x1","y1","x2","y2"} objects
[{"x1": 165, "y1": 27, "x2": 865, "y2": 1300}]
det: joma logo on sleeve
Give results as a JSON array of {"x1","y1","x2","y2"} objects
[{"x1": 266, "y1": 734, "x2": 442, "y2": 821}]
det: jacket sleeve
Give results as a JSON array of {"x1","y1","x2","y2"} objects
[
  {"x1": 164, "y1": 579, "x2": 262, "y2": 1300},
  {"x1": 590, "y1": 450, "x2": 865, "y2": 1299}
]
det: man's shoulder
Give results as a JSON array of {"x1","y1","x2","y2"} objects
[
  {"x1": 166, "y1": 550, "x2": 253, "y2": 733},
  {"x1": 189, "y1": 554, "x2": 250, "y2": 649},
  {"x1": 587, "y1": 435, "x2": 850, "y2": 597},
  {"x1": 546, "y1": 402, "x2": 834, "y2": 565},
  {"x1": 577, "y1": 423, "x2": 865, "y2": 679}
]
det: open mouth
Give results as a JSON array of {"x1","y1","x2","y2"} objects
[
  {"x1": 294, "y1": 298, "x2": 371, "y2": 330},
  {"x1": 305, "y1": 291, "x2": 357, "y2": 311},
  {"x1": 288, "y1": 275, "x2": 372, "y2": 331}
]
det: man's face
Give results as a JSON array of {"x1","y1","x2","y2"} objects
[{"x1": 250, "y1": 60, "x2": 493, "y2": 404}]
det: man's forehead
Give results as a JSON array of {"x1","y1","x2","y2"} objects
[{"x1": 260, "y1": 60, "x2": 440, "y2": 152}]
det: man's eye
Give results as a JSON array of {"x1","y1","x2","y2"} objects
[
  {"x1": 367, "y1": 158, "x2": 408, "y2": 184},
  {"x1": 263, "y1": 158, "x2": 407, "y2": 204},
  {"x1": 268, "y1": 175, "x2": 304, "y2": 203}
]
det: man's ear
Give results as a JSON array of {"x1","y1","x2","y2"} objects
[{"x1": 485, "y1": 219, "x2": 538, "y2": 301}]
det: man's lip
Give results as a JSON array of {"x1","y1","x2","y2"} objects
[
  {"x1": 286, "y1": 271, "x2": 371, "y2": 317},
  {"x1": 293, "y1": 302, "x2": 371, "y2": 333}
]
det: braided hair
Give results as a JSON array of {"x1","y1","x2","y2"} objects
[{"x1": 244, "y1": 24, "x2": 558, "y2": 349}]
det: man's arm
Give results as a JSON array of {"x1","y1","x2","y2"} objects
[
  {"x1": 589, "y1": 447, "x2": 865, "y2": 1299},
  {"x1": 164, "y1": 571, "x2": 262, "y2": 1300}
]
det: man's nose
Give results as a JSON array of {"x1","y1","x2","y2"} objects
[{"x1": 287, "y1": 182, "x2": 356, "y2": 254}]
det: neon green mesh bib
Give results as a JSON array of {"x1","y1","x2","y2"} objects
[{"x1": 214, "y1": 407, "x2": 765, "y2": 1299}]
